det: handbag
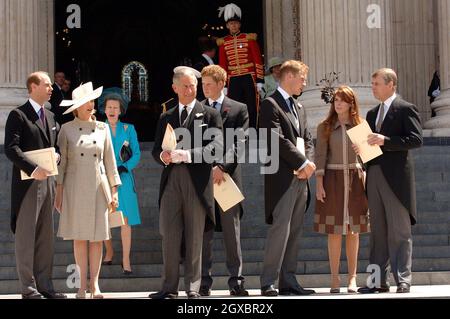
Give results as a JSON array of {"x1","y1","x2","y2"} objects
[
  {"x1": 109, "y1": 205, "x2": 125, "y2": 228},
  {"x1": 120, "y1": 140, "x2": 132, "y2": 163}
]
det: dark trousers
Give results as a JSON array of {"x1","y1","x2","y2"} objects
[
  {"x1": 228, "y1": 74, "x2": 258, "y2": 128},
  {"x1": 201, "y1": 203, "x2": 244, "y2": 290},
  {"x1": 159, "y1": 165, "x2": 207, "y2": 293},
  {"x1": 15, "y1": 179, "x2": 55, "y2": 295},
  {"x1": 367, "y1": 165, "x2": 413, "y2": 287}
]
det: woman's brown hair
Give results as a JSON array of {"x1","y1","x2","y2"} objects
[{"x1": 321, "y1": 85, "x2": 362, "y2": 141}]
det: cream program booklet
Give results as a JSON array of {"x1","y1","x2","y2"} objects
[
  {"x1": 346, "y1": 121, "x2": 383, "y2": 163},
  {"x1": 20, "y1": 147, "x2": 58, "y2": 180},
  {"x1": 214, "y1": 173, "x2": 245, "y2": 212},
  {"x1": 162, "y1": 123, "x2": 177, "y2": 151}
]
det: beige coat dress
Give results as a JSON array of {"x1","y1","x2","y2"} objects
[{"x1": 56, "y1": 117, "x2": 121, "y2": 241}]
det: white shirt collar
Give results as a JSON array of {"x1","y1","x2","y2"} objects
[
  {"x1": 202, "y1": 54, "x2": 214, "y2": 66},
  {"x1": 29, "y1": 98, "x2": 44, "y2": 115},
  {"x1": 382, "y1": 93, "x2": 397, "y2": 109},
  {"x1": 208, "y1": 92, "x2": 225, "y2": 107},
  {"x1": 277, "y1": 86, "x2": 291, "y2": 101},
  {"x1": 377, "y1": 93, "x2": 397, "y2": 123},
  {"x1": 178, "y1": 99, "x2": 197, "y2": 116}
]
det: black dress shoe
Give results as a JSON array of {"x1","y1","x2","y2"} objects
[
  {"x1": 22, "y1": 291, "x2": 45, "y2": 299},
  {"x1": 187, "y1": 291, "x2": 201, "y2": 299},
  {"x1": 396, "y1": 283, "x2": 410, "y2": 293},
  {"x1": 39, "y1": 291, "x2": 67, "y2": 299},
  {"x1": 149, "y1": 291, "x2": 178, "y2": 299},
  {"x1": 279, "y1": 286, "x2": 315, "y2": 296},
  {"x1": 357, "y1": 286, "x2": 390, "y2": 294},
  {"x1": 199, "y1": 286, "x2": 211, "y2": 296},
  {"x1": 261, "y1": 285, "x2": 278, "y2": 297},
  {"x1": 230, "y1": 285, "x2": 249, "y2": 296}
]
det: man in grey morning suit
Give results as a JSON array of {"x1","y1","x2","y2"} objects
[
  {"x1": 199, "y1": 65, "x2": 250, "y2": 296},
  {"x1": 258, "y1": 60, "x2": 316, "y2": 296},
  {"x1": 4, "y1": 72, "x2": 66, "y2": 299},
  {"x1": 356, "y1": 68, "x2": 423, "y2": 294},
  {"x1": 150, "y1": 67, "x2": 223, "y2": 299}
]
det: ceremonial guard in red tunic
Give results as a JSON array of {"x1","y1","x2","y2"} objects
[{"x1": 217, "y1": 3, "x2": 264, "y2": 128}]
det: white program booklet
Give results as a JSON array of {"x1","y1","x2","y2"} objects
[
  {"x1": 214, "y1": 173, "x2": 245, "y2": 212},
  {"x1": 346, "y1": 121, "x2": 383, "y2": 163},
  {"x1": 20, "y1": 147, "x2": 58, "y2": 180},
  {"x1": 293, "y1": 137, "x2": 305, "y2": 175}
]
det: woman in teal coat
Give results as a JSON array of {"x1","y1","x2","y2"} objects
[{"x1": 102, "y1": 93, "x2": 141, "y2": 274}]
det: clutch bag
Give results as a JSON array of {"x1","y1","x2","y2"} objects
[{"x1": 109, "y1": 207, "x2": 125, "y2": 228}]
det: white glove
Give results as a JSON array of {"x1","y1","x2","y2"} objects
[
  {"x1": 432, "y1": 89, "x2": 441, "y2": 98},
  {"x1": 223, "y1": 87, "x2": 228, "y2": 96},
  {"x1": 170, "y1": 150, "x2": 191, "y2": 164}
]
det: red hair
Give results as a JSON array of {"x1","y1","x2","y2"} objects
[{"x1": 322, "y1": 86, "x2": 362, "y2": 141}]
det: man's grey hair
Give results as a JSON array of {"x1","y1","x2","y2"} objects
[{"x1": 173, "y1": 69, "x2": 198, "y2": 86}]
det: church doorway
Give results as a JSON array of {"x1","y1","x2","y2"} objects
[{"x1": 54, "y1": 0, "x2": 264, "y2": 141}]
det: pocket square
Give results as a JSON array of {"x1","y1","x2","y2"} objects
[{"x1": 52, "y1": 127, "x2": 57, "y2": 131}]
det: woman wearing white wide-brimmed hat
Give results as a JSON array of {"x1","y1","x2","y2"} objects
[{"x1": 54, "y1": 82, "x2": 122, "y2": 298}]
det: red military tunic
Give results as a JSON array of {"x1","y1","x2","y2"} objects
[
  {"x1": 217, "y1": 33, "x2": 264, "y2": 84},
  {"x1": 217, "y1": 32, "x2": 264, "y2": 128}
]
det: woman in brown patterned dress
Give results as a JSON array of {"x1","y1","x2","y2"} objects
[{"x1": 314, "y1": 86, "x2": 370, "y2": 293}]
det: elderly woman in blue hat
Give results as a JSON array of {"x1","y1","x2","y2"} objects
[{"x1": 100, "y1": 91, "x2": 141, "y2": 275}]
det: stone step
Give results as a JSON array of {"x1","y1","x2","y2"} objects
[
  {"x1": 0, "y1": 234, "x2": 448, "y2": 255},
  {"x1": 1, "y1": 215, "x2": 449, "y2": 240},
  {"x1": 1, "y1": 210, "x2": 449, "y2": 236},
  {"x1": 416, "y1": 201, "x2": 450, "y2": 213},
  {"x1": 1, "y1": 210, "x2": 448, "y2": 233},
  {"x1": 414, "y1": 172, "x2": 448, "y2": 183},
  {"x1": 1, "y1": 255, "x2": 450, "y2": 281},
  {"x1": 1, "y1": 270, "x2": 450, "y2": 295},
  {"x1": 1, "y1": 246, "x2": 449, "y2": 269}
]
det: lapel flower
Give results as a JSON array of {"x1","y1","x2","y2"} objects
[{"x1": 195, "y1": 112, "x2": 204, "y2": 119}]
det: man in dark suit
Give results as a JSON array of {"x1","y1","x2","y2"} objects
[
  {"x1": 49, "y1": 71, "x2": 73, "y2": 125},
  {"x1": 4, "y1": 71, "x2": 66, "y2": 299},
  {"x1": 62, "y1": 78, "x2": 72, "y2": 99},
  {"x1": 258, "y1": 60, "x2": 316, "y2": 297},
  {"x1": 356, "y1": 68, "x2": 423, "y2": 294},
  {"x1": 193, "y1": 36, "x2": 217, "y2": 101},
  {"x1": 199, "y1": 65, "x2": 249, "y2": 296},
  {"x1": 150, "y1": 66, "x2": 223, "y2": 299}
]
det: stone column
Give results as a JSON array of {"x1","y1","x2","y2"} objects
[
  {"x1": 264, "y1": 0, "x2": 302, "y2": 62},
  {"x1": 299, "y1": 0, "x2": 395, "y2": 136},
  {"x1": 265, "y1": 0, "x2": 394, "y2": 136},
  {"x1": 0, "y1": 0, "x2": 54, "y2": 143},
  {"x1": 424, "y1": 0, "x2": 450, "y2": 137}
]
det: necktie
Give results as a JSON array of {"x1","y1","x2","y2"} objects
[
  {"x1": 376, "y1": 103, "x2": 385, "y2": 132},
  {"x1": 39, "y1": 108, "x2": 46, "y2": 129},
  {"x1": 288, "y1": 97, "x2": 299, "y2": 129},
  {"x1": 212, "y1": 101, "x2": 221, "y2": 112},
  {"x1": 180, "y1": 105, "x2": 188, "y2": 126}
]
